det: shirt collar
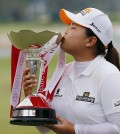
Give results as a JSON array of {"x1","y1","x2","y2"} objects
[
  {"x1": 66, "y1": 55, "x2": 105, "y2": 78},
  {"x1": 81, "y1": 55, "x2": 105, "y2": 76}
]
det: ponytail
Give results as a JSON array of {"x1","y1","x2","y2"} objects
[
  {"x1": 105, "y1": 41, "x2": 120, "y2": 70},
  {"x1": 86, "y1": 28, "x2": 120, "y2": 71}
]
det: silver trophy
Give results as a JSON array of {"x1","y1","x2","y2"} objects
[
  {"x1": 8, "y1": 30, "x2": 62, "y2": 126},
  {"x1": 26, "y1": 48, "x2": 41, "y2": 92}
]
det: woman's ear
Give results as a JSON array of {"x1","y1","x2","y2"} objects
[{"x1": 85, "y1": 36, "x2": 97, "y2": 47}]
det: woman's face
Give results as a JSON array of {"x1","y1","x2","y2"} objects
[{"x1": 61, "y1": 23, "x2": 88, "y2": 56}]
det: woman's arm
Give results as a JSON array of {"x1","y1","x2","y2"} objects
[
  {"x1": 75, "y1": 113, "x2": 120, "y2": 134},
  {"x1": 42, "y1": 113, "x2": 120, "y2": 134}
]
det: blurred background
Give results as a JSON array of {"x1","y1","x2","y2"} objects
[{"x1": 0, "y1": 0, "x2": 120, "y2": 134}]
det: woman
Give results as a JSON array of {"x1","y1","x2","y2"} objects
[{"x1": 23, "y1": 8, "x2": 120, "y2": 134}]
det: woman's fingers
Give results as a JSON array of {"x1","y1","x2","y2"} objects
[
  {"x1": 23, "y1": 68, "x2": 36, "y2": 81},
  {"x1": 23, "y1": 68, "x2": 30, "y2": 76},
  {"x1": 22, "y1": 68, "x2": 37, "y2": 97},
  {"x1": 23, "y1": 77, "x2": 37, "y2": 86}
]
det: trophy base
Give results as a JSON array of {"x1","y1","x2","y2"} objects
[
  {"x1": 10, "y1": 107, "x2": 57, "y2": 126},
  {"x1": 10, "y1": 118, "x2": 57, "y2": 126}
]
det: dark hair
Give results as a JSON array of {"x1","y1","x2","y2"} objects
[{"x1": 85, "y1": 28, "x2": 120, "y2": 70}]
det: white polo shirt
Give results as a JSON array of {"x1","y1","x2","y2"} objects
[{"x1": 50, "y1": 55, "x2": 120, "y2": 125}]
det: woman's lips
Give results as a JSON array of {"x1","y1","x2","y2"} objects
[
  {"x1": 61, "y1": 37, "x2": 65, "y2": 42},
  {"x1": 56, "y1": 32, "x2": 66, "y2": 45}
]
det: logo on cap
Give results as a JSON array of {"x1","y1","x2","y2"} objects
[
  {"x1": 81, "y1": 8, "x2": 91, "y2": 16},
  {"x1": 90, "y1": 22, "x2": 101, "y2": 33}
]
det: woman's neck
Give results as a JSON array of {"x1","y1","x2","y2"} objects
[{"x1": 74, "y1": 55, "x2": 96, "y2": 62}]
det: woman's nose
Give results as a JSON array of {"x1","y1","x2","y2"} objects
[{"x1": 65, "y1": 27, "x2": 70, "y2": 35}]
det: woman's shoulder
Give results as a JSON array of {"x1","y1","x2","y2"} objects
[{"x1": 100, "y1": 60, "x2": 119, "y2": 75}]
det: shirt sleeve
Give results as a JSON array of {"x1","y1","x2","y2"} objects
[
  {"x1": 74, "y1": 112, "x2": 120, "y2": 134},
  {"x1": 100, "y1": 73, "x2": 120, "y2": 115},
  {"x1": 74, "y1": 122, "x2": 119, "y2": 134},
  {"x1": 74, "y1": 111, "x2": 120, "y2": 134}
]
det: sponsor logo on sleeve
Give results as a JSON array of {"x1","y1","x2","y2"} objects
[{"x1": 112, "y1": 98, "x2": 120, "y2": 108}]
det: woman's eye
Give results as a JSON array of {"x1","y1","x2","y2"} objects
[{"x1": 71, "y1": 27, "x2": 76, "y2": 29}]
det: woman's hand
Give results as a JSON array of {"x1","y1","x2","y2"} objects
[
  {"x1": 44, "y1": 115, "x2": 75, "y2": 134},
  {"x1": 22, "y1": 68, "x2": 37, "y2": 97}
]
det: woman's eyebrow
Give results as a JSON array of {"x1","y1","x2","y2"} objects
[
  {"x1": 71, "y1": 22, "x2": 75, "y2": 25},
  {"x1": 71, "y1": 22, "x2": 77, "y2": 27}
]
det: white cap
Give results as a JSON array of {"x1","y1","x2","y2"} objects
[{"x1": 60, "y1": 8, "x2": 113, "y2": 45}]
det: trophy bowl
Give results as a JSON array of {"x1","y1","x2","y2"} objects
[
  {"x1": 9, "y1": 30, "x2": 59, "y2": 125},
  {"x1": 8, "y1": 30, "x2": 58, "y2": 50}
]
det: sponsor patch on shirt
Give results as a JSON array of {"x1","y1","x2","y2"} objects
[
  {"x1": 75, "y1": 92, "x2": 95, "y2": 103},
  {"x1": 112, "y1": 98, "x2": 120, "y2": 108},
  {"x1": 54, "y1": 88, "x2": 63, "y2": 97}
]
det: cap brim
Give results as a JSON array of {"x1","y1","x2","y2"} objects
[
  {"x1": 60, "y1": 9, "x2": 75, "y2": 25},
  {"x1": 60, "y1": 9, "x2": 89, "y2": 28}
]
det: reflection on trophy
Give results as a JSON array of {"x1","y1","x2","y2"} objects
[
  {"x1": 26, "y1": 48, "x2": 41, "y2": 92},
  {"x1": 8, "y1": 30, "x2": 62, "y2": 126}
]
